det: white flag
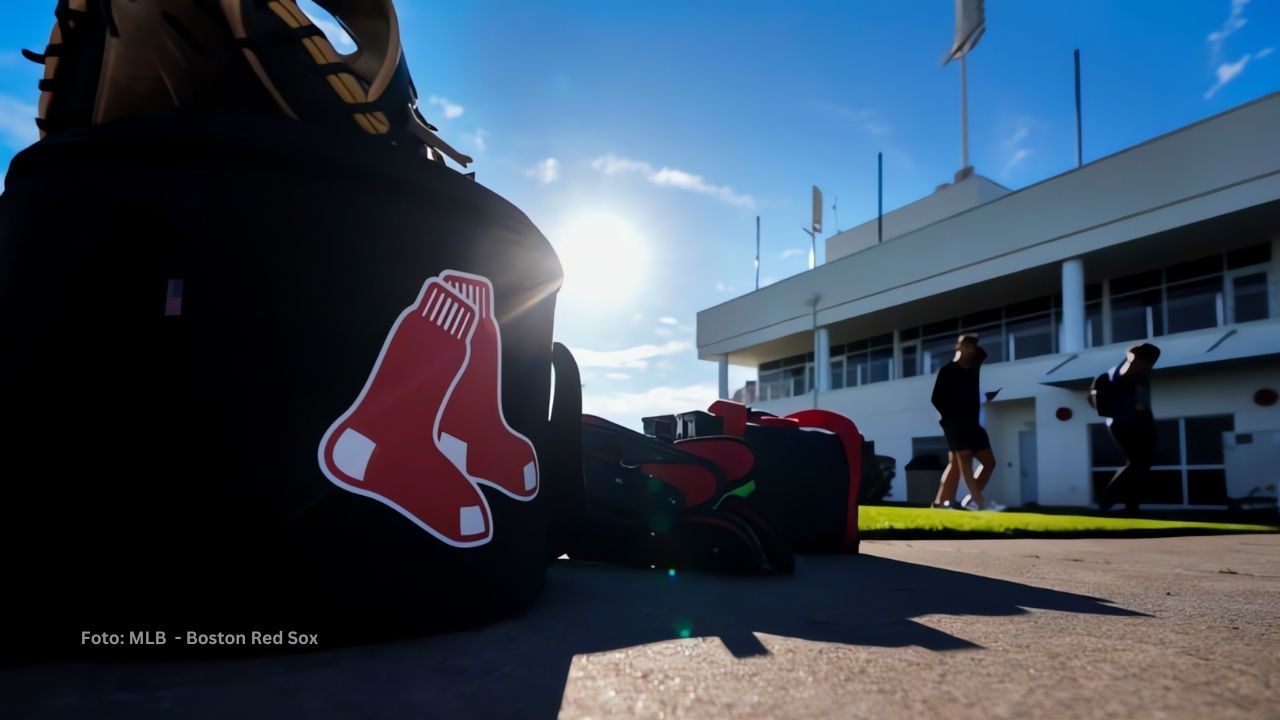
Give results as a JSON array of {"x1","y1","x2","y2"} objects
[{"x1": 943, "y1": 0, "x2": 985, "y2": 65}]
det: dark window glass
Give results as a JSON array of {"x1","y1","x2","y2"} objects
[
  {"x1": 1185, "y1": 415, "x2": 1234, "y2": 465},
  {"x1": 806, "y1": 352, "x2": 815, "y2": 361},
  {"x1": 922, "y1": 318, "x2": 959, "y2": 337},
  {"x1": 1166, "y1": 276, "x2": 1223, "y2": 334},
  {"x1": 868, "y1": 332, "x2": 894, "y2": 348},
  {"x1": 1232, "y1": 272, "x2": 1269, "y2": 323},
  {"x1": 1227, "y1": 243, "x2": 1271, "y2": 270},
  {"x1": 759, "y1": 360, "x2": 780, "y2": 372},
  {"x1": 1111, "y1": 269, "x2": 1162, "y2": 296},
  {"x1": 830, "y1": 359, "x2": 844, "y2": 390},
  {"x1": 1111, "y1": 289, "x2": 1163, "y2": 342},
  {"x1": 1154, "y1": 419, "x2": 1181, "y2": 467},
  {"x1": 1006, "y1": 314, "x2": 1054, "y2": 360},
  {"x1": 1187, "y1": 469, "x2": 1228, "y2": 505},
  {"x1": 846, "y1": 338, "x2": 869, "y2": 352},
  {"x1": 1142, "y1": 470, "x2": 1185, "y2": 504},
  {"x1": 1005, "y1": 296, "x2": 1052, "y2": 318},
  {"x1": 1086, "y1": 282, "x2": 1102, "y2": 302},
  {"x1": 759, "y1": 370, "x2": 781, "y2": 385},
  {"x1": 1086, "y1": 302, "x2": 1104, "y2": 347},
  {"x1": 962, "y1": 308, "x2": 1002, "y2": 327},
  {"x1": 901, "y1": 344, "x2": 919, "y2": 378},
  {"x1": 867, "y1": 347, "x2": 894, "y2": 383},
  {"x1": 900, "y1": 327, "x2": 920, "y2": 341},
  {"x1": 847, "y1": 353, "x2": 868, "y2": 387},
  {"x1": 829, "y1": 344, "x2": 845, "y2": 358},
  {"x1": 1166, "y1": 255, "x2": 1222, "y2": 283},
  {"x1": 1089, "y1": 423, "x2": 1126, "y2": 467}
]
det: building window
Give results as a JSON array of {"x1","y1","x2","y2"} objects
[
  {"x1": 832, "y1": 333, "x2": 893, "y2": 388},
  {"x1": 1088, "y1": 414, "x2": 1234, "y2": 506},
  {"x1": 1229, "y1": 271, "x2": 1269, "y2": 323},
  {"x1": 758, "y1": 352, "x2": 813, "y2": 401},
  {"x1": 901, "y1": 342, "x2": 919, "y2": 378},
  {"x1": 1165, "y1": 276, "x2": 1223, "y2": 334},
  {"x1": 1006, "y1": 313, "x2": 1054, "y2": 361}
]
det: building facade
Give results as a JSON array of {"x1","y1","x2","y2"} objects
[{"x1": 697, "y1": 94, "x2": 1280, "y2": 508}]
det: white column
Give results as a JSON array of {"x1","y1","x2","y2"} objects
[
  {"x1": 815, "y1": 327, "x2": 831, "y2": 393},
  {"x1": 717, "y1": 355, "x2": 729, "y2": 400},
  {"x1": 1061, "y1": 258, "x2": 1086, "y2": 353}
]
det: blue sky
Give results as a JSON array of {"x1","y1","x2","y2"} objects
[{"x1": 2, "y1": 1, "x2": 1277, "y2": 429}]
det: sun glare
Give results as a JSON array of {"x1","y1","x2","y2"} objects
[{"x1": 551, "y1": 211, "x2": 650, "y2": 308}]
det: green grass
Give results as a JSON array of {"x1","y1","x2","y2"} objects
[{"x1": 859, "y1": 505, "x2": 1279, "y2": 540}]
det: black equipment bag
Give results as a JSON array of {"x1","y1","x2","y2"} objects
[
  {"x1": 689, "y1": 402, "x2": 864, "y2": 554},
  {"x1": 546, "y1": 349, "x2": 789, "y2": 574},
  {"x1": 0, "y1": 112, "x2": 575, "y2": 657}
]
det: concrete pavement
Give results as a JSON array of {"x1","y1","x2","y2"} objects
[{"x1": 4, "y1": 534, "x2": 1278, "y2": 719}]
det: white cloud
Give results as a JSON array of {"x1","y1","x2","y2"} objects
[
  {"x1": 1004, "y1": 148, "x2": 1031, "y2": 172},
  {"x1": 427, "y1": 95, "x2": 465, "y2": 120},
  {"x1": 568, "y1": 340, "x2": 691, "y2": 370},
  {"x1": 1208, "y1": 0, "x2": 1250, "y2": 60},
  {"x1": 653, "y1": 327, "x2": 674, "y2": 338},
  {"x1": 714, "y1": 281, "x2": 736, "y2": 292},
  {"x1": 0, "y1": 94, "x2": 38, "y2": 149},
  {"x1": 469, "y1": 128, "x2": 488, "y2": 151},
  {"x1": 592, "y1": 154, "x2": 653, "y2": 175},
  {"x1": 298, "y1": 1, "x2": 357, "y2": 52},
  {"x1": 604, "y1": 372, "x2": 631, "y2": 380},
  {"x1": 1205, "y1": 54, "x2": 1251, "y2": 98},
  {"x1": 658, "y1": 316, "x2": 679, "y2": 325},
  {"x1": 582, "y1": 383, "x2": 720, "y2": 431},
  {"x1": 835, "y1": 106, "x2": 891, "y2": 136},
  {"x1": 590, "y1": 153, "x2": 756, "y2": 208},
  {"x1": 1257, "y1": 47, "x2": 1274, "y2": 59},
  {"x1": 632, "y1": 313, "x2": 645, "y2": 323},
  {"x1": 780, "y1": 248, "x2": 805, "y2": 260},
  {"x1": 526, "y1": 157, "x2": 559, "y2": 184},
  {"x1": 1005, "y1": 126, "x2": 1030, "y2": 148}
]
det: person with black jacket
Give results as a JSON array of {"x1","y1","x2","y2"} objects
[
  {"x1": 930, "y1": 335, "x2": 1000, "y2": 510},
  {"x1": 1092, "y1": 343, "x2": 1161, "y2": 513}
]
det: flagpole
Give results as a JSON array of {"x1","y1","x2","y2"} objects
[
  {"x1": 1074, "y1": 48, "x2": 1083, "y2": 168},
  {"x1": 960, "y1": 54, "x2": 970, "y2": 172}
]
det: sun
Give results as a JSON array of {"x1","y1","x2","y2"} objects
[{"x1": 550, "y1": 211, "x2": 650, "y2": 309}]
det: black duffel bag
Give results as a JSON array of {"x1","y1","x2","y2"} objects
[{"x1": 0, "y1": 113, "x2": 577, "y2": 658}]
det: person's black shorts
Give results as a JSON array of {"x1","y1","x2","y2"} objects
[{"x1": 941, "y1": 422, "x2": 991, "y2": 453}]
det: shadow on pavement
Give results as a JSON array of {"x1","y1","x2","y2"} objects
[{"x1": 4, "y1": 554, "x2": 1146, "y2": 719}]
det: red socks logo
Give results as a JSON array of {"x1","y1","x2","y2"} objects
[{"x1": 318, "y1": 271, "x2": 539, "y2": 547}]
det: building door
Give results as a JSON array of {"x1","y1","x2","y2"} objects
[{"x1": 1019, "y1": 429, "x2": 1038, "y2": 506}]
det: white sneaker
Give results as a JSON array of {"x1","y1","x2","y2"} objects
[{"x1": 985, "y1": 501, "x2": 1007, "y2": 512}]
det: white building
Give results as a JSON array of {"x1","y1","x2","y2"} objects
[{"x1": 697, "y1": 93, "x2": 1280, "y2": 509}]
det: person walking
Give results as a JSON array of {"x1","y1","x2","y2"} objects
[
  {"x1": 930, "y1": 336, "x2": 1001, "y2": 510},
  {"x1": 959, "y1": 344, "x2": 1003, "y2": 511},
  {"x1": 1090, "y1": 343, "x2": 1161, "y2": 513}
]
